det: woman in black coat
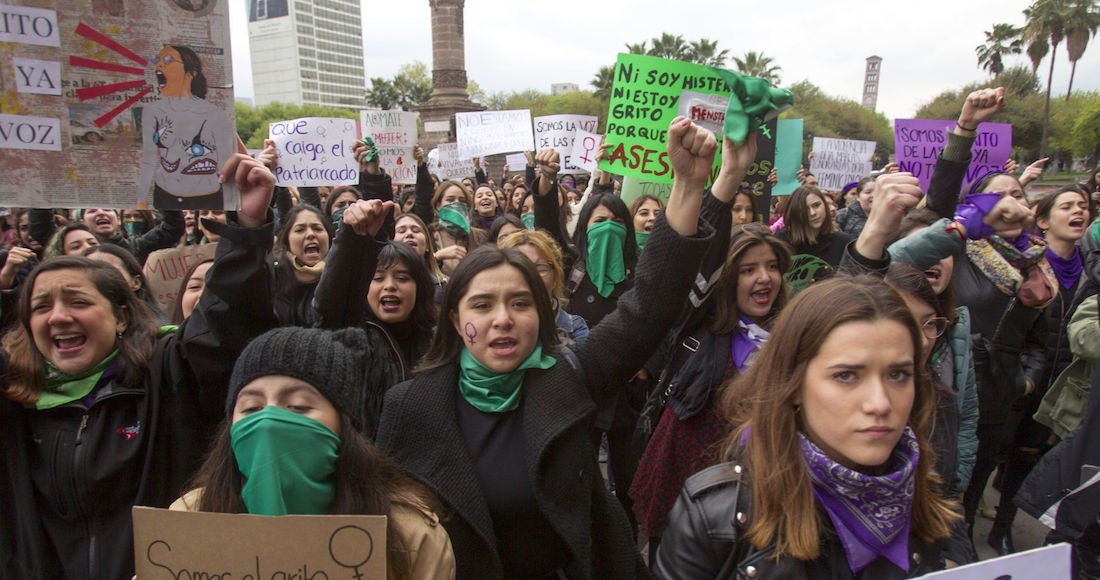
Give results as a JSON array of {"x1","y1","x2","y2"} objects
[{"x1": 376, "y1": 117, "x2": 718, "y2": 580}]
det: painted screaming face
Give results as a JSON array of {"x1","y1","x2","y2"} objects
[
  {"x1": 151, "y1": 107, "x2": 220, "y2": 196},
  {"x1": 154, "y1": 46, "x2": 193, "y2": 99}
]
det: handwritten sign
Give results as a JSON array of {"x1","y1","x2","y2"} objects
[
  {"x1": 534, "y1": 114, "x2": 598, "y2": 174},
  {"x1": 774, "y1": 118, "x2": 803, "y2": 196},
  {"x1": 360, "y1": 109, "x2": 419, "y2": 185},
  {"x1": 455, "y1": 109, "x2": 534, "y2": 159},
  {"x1": 894, "y1": 119, "x2": 1012, "y2": 193},
  {"x1": 437, "y1": 142, "x2": 475, "y2": 181},
  {"x1": 133, "y1": 507, "x2": 387, "y2": 580},
  {"x1": 269, "y1": 117, "x2": 358, "y2": 187},
  {"x1": 505, "y1": 152, "x2": 527, "y2": 170},
  {"x1": 810, "y1": 137, "x2": 876, "y2": 191},
  {"x1": 919, "y1": 543, "x2": 1070, "y2": 579},
  {"x1": 621, "y1": 175, "x2": 673, "y2": 207},
  {"x1": 569, "y1": 130, "x2": 602, "y2": 174},
  {"x1": 142, "y1": 243, "x2": 217, "y2": 313}
]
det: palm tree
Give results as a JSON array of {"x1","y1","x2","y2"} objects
[
  {"x1": 647, "y1": 33, "x2": 690, "y2": 60},
  {"x1": 625, "y1": 42, "x2": 648, "y2": 55},
  {"x1": 976, "y1": 23, "x2": 1023, "y2": 76},
  {"x1": 1063, "y1": 0, "x2": 1100, "y2": 99},
  {"x1": 687, "y1": 38, "x2": 729, "y2": 67},
  {"x1": 1024, "y1": 0, "x2": 1069, "y2": 158},
  {"x1": 590, "y1": 65, "x2": 614, "y2": 100},
  {"x1": 733, "y1": 51, "x2": 782, "y2": 84}
]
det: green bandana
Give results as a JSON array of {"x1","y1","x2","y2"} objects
[
  {"x1": 1091, "y1": 221, "x2": 1100, "y2": 249},
  {"x1": 586, "y1": 220, "x2": 627, "y2": 298},
  {"x1": 359, "y1": 136, "x2": 379, "y2": 163},
  {"x1": 439, "y1": 201, "x2": 471, "y2": 236},
  {"x1": 458, "y1": 343, "x2": 557, "y2": 413},
  {"x1": 231, "y1": 406, "x2": 340, "y2": 516},
  {"x1": 36, "y1": 350, "x2": 119, "y2": 410},
  {"x1": 635, "y1": 231, "x2": 649, "y2": 252},
  {"x1": 521, "y1": 211, "x2": 535, "y2": 230},
  {"x1": 712, "y1": 68, "x2": 794, "y2": 145}
]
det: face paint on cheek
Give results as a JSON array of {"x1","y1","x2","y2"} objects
[{"x1": 464, "y1": 322, "x2": 477, "y2": 345}]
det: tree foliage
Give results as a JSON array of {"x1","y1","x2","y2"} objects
[
  {"x1": 366, "y1": 61, "x2": 432, "y2": 110},
  {"x1": 977, "y1": 23, "x2": 1023, "y2": 76},
  {"x1": 235, "y1": 101, "x2": 359, "y2": 149},
  {"x1": 779, "y1": 81, "x2": 894, "y2": 166},
  {"x1": 733, "y1": 51, "x2": 782, "y2": 85}
]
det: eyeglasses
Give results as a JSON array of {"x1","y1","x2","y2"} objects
[{"x1": 921, "y1": 317, "x2": 949, "y2": 340}]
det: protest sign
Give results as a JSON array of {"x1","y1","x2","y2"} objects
[
  {"x1": 570, "y1": 130, "x2": 602, "y2": 174},
  {"x1": 774, "y1": 119, "x2": 803, "y2": 196},
  {"x1": 360, "y1": 109, "x2": 419, "y2": 185},
  {"x1": 601, "y1": 53, "x2": 779, "y2": 194},
  {"x1": 505, "y1": 152, "x2": 528, "y2": 170},
  {"x1": 269, "y1": 117, "x2": 358, "y2": 187},
  {"x1": 455, "y1": 109, "x2": 534, "y2": 158},
  {"x1": 534, "y1": 114, "x2": 598, "y2": 174},
  {"x1": 621, "y1": 175, "x2": 673, "y2": 207},
  {"x1": 133, "y1": 507, "x2": 387, "y2": 580},
  {"x1": 142, "y1": 243, "x2": 218, "y2": 320},
  {"x1": 810, "y1": 137, "x2": 876, "y2": 191},
  {"x1": 0, "y1": 2, "x2": 238, "y2": 210},
  {"x1": 677, "y1": 91, "x2": 729, "y2": 136},
  {"x1": 894, "y1": 120, "x2": 1012, "y2": 192},
  {"x1": 919, "y1": 543, "x2": 1071, "y2": 579},
  {"x1": 745, "y1": 120, "x2": 777, "y2": 222},
  {"x1": 437, "y1": 142, "x2": 475, "y2": 180}
]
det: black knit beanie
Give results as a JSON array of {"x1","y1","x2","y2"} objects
[{"x1": 227, "y1": 326, "x2": 369, "y2": 431}]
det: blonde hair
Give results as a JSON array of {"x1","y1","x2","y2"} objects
[{"x1": 497, "y1": 229, "x2": 568, "y2": 306}]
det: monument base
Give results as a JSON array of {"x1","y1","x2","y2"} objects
[{"x1": 417, "y1": 96, "x2": 485, "y2": 152}]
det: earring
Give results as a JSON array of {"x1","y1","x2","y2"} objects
[{"x1": 117, "y1": 331, "x2": 124, "y2": 341}]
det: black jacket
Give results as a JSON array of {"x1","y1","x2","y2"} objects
[
  {"x1": 655, "y1": 463, "x2": 944, "y2": 579},
  {"x1": 376, "y1": 214, "x2": 714, "y2": 580},
  {"x1": 0, "y1": 214, "x2": 277, "y2": 580},
  {"x1": 29, "y1": 208, "x2": 185, "y2": 267},
  {"x1": 775, "y1": 230, "x2": 853, "y2": 268}
]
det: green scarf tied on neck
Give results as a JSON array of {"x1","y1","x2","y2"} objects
[
  {"x1": 458, "y1": 343, "x2": 557, "y2": 413},
  {"x1": 231, "y1": 406, "x2": 340, "y2": 516},
  {"x1": 521, "y1": 211, "x2": 536, "y2": 230},
  {"x1": 37, "y1": 350, "x2": 119, "y2": 410},
  {"x1": 586, "y1": 220, "x2": 627, "y2": 298},
  {"x1": 635, "y1": 231, "x2": 650, "y2": 252},
  {"x1": 712, "y1": 68, "x2": 794, "y2": 145},
  {"x1": 439, "y1": 201, "x2": 471, "y2": 237}
]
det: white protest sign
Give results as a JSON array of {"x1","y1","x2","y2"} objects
[
  {"x1": 455, "y1": 109, "x2": 534, "y2": 159},
  {"x1": 269, "y1": 117, "x2": 358, "y2": 187},
  {"x1": 569, "y1": 130, "x2": 602, "y2": 174},
  {"x1": 12, "y1": 57, "x2": 61, "y2": 95},
  {"x1": 534, "y1": 114, "x2": 598, "y2": 174},
  {"x1": 919, "y1": 543, "x2": 1071, "y2": 579},
  {"x1": 505, "y1": 152, "x2": 527, "y2": 170},
  {"x1": 810, "y1": 137, "x2": 876, "y2": 190},
  {"x1": 0, "y1": 113, "x2": 61, "y2": 151},
  {"x1": 0, "y1": 5, "x2": 60, "y2": 47},
  {"x1": 360, "y1": 109, "x2": 419, "y2": 185},
  {"x1": 437, "y1": 142, "x2": 475, "y2": 181},
  {"x1": 678, "y1": 91, "x2": 730, "y2": 136}
]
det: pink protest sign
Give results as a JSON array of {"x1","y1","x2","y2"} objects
[{"x1": 894, "y1": 119, "x2": 1012, "y2": 193}]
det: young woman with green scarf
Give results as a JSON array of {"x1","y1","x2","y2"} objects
[
  {"x1": 409, "y1": 156, "x2": 487, "y2": 277},
  {"x1": 0, "y1": 145, "x2": 281, "y2": 579},
  {"x1": 376, "y1": 116, "x2": 719, "y2": 580}
]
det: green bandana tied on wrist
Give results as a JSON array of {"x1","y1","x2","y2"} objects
[
  {"x1": 712, "y1": 68, "x2": 794, "y2": 145},
  {"x1": 521, "y1": 212, "x2": 536, "y2": 230},
  {"x1": 231, "y1": 406, "x2": 340, "y2": 516},
  {"x1": 439, "y1": 201, "x2": 471, "y2": 237},
  {"x1": 36, "y1": 350, "x2": 119, "y2": 410},
  {"x1": 635, "y1": 231, "x2": 650, "y2": 252},
  {"x1": 586, "y1": 220, "x2": 628, "y2": 298},
  {"x1": 458, "y1": 343, "x2": 557, "y2": 413}
]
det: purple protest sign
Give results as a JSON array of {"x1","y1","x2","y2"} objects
[{"x1": 894, "y1": 120, "x2": 1012, "y2": 193}]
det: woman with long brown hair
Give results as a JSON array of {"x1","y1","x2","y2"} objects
[
  {"x1": 656, "y1": 277, "x2": 959, "y2": 579},
  {"x1": 776, "y1": 185, "x2": 853, "y2": 267}
]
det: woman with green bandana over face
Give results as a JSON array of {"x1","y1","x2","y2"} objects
[
  {"x1": 0, "y1": 142, "x2": 282, "y2": 580},
  {"x1": 376, "y1": 116, "x2": 719, "y2": 580},
  {"x1": 172, "y1": 326, "x2": 455, "y2": 580},
  {"x1": 629, "y1": 195, "x2": 664, "y2": 252},
  {"x1": 416, "y1": 180, "x2": 487, "y2": 277}
]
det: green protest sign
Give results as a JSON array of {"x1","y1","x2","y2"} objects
[
  {"x1": 621, "y1": 175, "x2": 673, "y2": 208},
  {"x1": 773, "y1": 119, "x2": 804, "y2": 196}
]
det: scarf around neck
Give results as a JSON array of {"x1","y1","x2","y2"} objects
[
  {"x1": 730, "y1": 316, "x2": 769, "y2": 373},
  {"x1": 37, "y1": 351, "x2": 119, "y2": 410},
  {"x1": 799, "y1": 427, "x2": 919, "y2": 574},
  {"x1": 290, "y1": 254, "x2": 325, "y2": 284},
  {"x1": 458, "y1": 343, "x2": 557, "y2": 413},
  {"x1": 585, "y1": 220, "x2": 628, "y2": 298},
  {"x1": 1046, "y1": 245, "x2": 1082, "y2": 290},
  {"x1": 965, "y1": 232, "x2": 1047, "y2": 296}
]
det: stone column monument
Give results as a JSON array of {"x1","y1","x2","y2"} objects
[{"x1": 417, "y1": 0, "x2": 484, "y2": 151}]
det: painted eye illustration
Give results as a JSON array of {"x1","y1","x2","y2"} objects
[{"x1": 189, "y1": 141, "x2": 210, "y2": 157}]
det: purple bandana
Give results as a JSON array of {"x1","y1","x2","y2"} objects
[
  {"x1": 798, "y1": 427, "x2": 919, "y2": 574},
  {"x1": 730, "y1": 316, "x2": 770, "y2": 373},
  {"x1": 1046, "y1": 246, "x2": 1082, "y2": 290}
]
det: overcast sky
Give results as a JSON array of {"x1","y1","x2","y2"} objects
[{"x1": 228, "y1": 0, "x2": 1100, "y2": 120}]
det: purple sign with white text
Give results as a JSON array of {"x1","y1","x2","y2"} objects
[{"x1": 894, "y1": 119, "x2": 1012, "y2": 193}]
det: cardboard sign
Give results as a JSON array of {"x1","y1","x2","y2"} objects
[
  {"x1": 360, "y1": 109, "x2": 419, "y2": 185},
  {"x1": 436, "y1": 142, "x2": 475, "y2": 181},
  {"x1": 919, "y1": 543, "x2": 1071, "y2": 579},
  {"x1": 810, "y1": 137, "x2": 876, "y2": 191},
  {"x1": 455, "y1": 109, "x2": 534, "y2": 159},
  {"x1": 269, "y1": 117, "x2": 358, "y2": 187},
  {"x1": 533, "y1": 114, "x2": 598, "y2": 174},
  {"x1": 774, "y1": 118, "x2": 803, "y2": 196},
  {"x1": 505, "y1": 152, "x2": 528, "y2": 170},
  {"x1": 133, "y1": 507, "x2": 387, "y2": 580},
  {"x1": 894, "y1": 120, "x2": 1012, "y2": 193},
  {"x1": 569, "y1": 130, "x2": 602, "y2": 174},
  {"x1": 621, "y1": 175, "x2": 673, "y2": 207},
  {"x1": 142, "y1": 243, "x2": 217, "y2": 314}
]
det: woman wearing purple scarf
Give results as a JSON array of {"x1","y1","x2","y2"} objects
[{"x1": 655, "y1": 277, "x2": 959, "y2": 579}]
